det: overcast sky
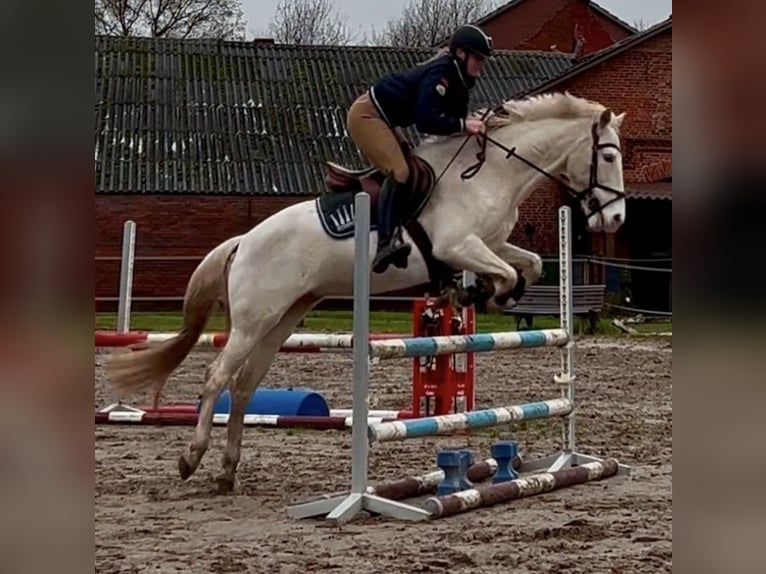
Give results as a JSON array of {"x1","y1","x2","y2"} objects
[{"x1": 242, "y1": 0, "x2": 672, "y2": 41}]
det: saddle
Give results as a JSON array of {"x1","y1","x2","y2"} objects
[
  {"x1": 324, "y1": 154, "x2": 435, "y2": 222},
  {"x1": 318, "y1": 154, "x2": 456, "y2": 291}
]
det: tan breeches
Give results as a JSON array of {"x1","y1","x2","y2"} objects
[{"x1": 346, "y1": 92, "x2": 410, "y2": 184}]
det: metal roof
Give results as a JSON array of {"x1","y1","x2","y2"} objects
[
  {"x1": 95, "y1": 36, "x2": 575, "y2": 196},
  {"x1": 626, "y1": 182, "x2": 672, "y2": 200}
]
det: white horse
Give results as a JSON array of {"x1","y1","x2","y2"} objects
[{"x1": 106, "y1": 91, "x2": 626, "y2": 492}]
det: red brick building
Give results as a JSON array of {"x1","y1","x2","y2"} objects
[{"x1": 445, "y1": 0, "x2": 636, "y2": 56}]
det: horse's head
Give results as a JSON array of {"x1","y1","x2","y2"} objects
[
  {"x1": 421, "y1": 92, "x2": 627, "y2": 233},
  {"x1": 559, "y1": 107, "x2": 626, "y2": 233}
]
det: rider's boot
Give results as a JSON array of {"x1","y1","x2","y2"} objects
[{"x1": 373, "y1": 177, "x2": 412, "y2": 274}]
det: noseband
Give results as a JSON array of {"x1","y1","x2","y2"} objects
[{"x1": 460, "y1": 122, "x2": 626, "y2": 219}]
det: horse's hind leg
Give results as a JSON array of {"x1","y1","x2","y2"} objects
[
  {"x1": 216, "y1": 295, "x2": 319, "y2": 493},
  {"x1": 177, "y1": 326, "x2": 257, "y2": 480},
  {"x1": 178, "y1": 293, "x2": 295, "y2": 481}
]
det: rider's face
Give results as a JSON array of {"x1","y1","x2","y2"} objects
[{"x1": 465, "y1": 53, "x2": 485, "y2": 77}]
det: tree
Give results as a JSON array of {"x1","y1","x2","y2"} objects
[
  {"x1": 94, "y1": 0, "x2": 246, "y2": 40},
  {"x1": 374, "y1": 0, "x2": 501, "y2": 48},
  {"x1": 633, "y1": 18, "x2": 648, "y2": 31},
  {"x1": 268, "y1": 0, "x2": 355, "y2": 45}
]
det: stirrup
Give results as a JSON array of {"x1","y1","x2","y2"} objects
[
  {"x1": 390, "y1": 243, "x2": 412, "y2": 269},
  {"x1": 373, "y1": 240, "x2": 411, "y2": 273}
]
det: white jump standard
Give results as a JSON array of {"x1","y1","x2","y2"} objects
[
  {"x1": 286, "y1": 192, "x2": 432, "y2": 524},
  {"x1": 285, "y1": 195, "x2": 630, "y2": 524}
]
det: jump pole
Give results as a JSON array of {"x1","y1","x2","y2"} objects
[{"x1": 286, "y1": 192, "x2": 430, "y2": 524}]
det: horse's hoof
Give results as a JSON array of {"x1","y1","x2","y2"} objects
[
  {"x1": 508, "y1": 275, "x2": 527, "y2": 302},
  {"x1": 493, "y1": 292, "x2": 514, "y2": 308},
  {"x1": 178, "y1": 455, "x2": 193, "y2": 480},
  {"x1": 216, "y1": 475, "x2": 236, "y2": 494}
]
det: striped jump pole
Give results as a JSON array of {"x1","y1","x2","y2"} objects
[
  {"x1": 367, "y1": 455, "x2": 522, "y2": 501},
  {"x1": 94, "y1": 331, "x2": 409, "y2": 352},
  {"x1": 94, "y1": 409, "x2": 394, "y2": 429},
  {"x1": 367, "y1": 398, "x2": 573, "y2": 443},
  {"x1": 368, "y1": 329, "x2": 569, "y2": 360},
  {"x1": 424, "y1": 459, "x2": 620, "y2": 519},
  {"x1": 99, "y1": 403, "x2": 413, "y2": 420}
]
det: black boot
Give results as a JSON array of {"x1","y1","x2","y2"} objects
[{"x1": 373, "y1": 178, "x2": 412, "y2": 273}]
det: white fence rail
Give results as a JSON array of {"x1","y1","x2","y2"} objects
[{"x1": 96, "y1": 221, "x2": 673, "y2": 329}]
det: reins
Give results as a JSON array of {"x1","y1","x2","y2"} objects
[{"x1": 457, "y1": 123, "x2": 627, "y2": 220}]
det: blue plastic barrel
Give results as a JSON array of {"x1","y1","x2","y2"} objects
[{"x1": 208, "y1": 388, "x2": 330, "y2": 417}]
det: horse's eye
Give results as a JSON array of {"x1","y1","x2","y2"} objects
[{"x1": 603, "y1": 154, "x2": 615, "y2": 163}]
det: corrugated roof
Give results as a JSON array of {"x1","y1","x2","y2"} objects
[
  {"x1": 95, "y1": 36, "x2": 575, "y2": 196},
  {"x1": 626, "y1": 182, "x2": 672, "y2": 200}
]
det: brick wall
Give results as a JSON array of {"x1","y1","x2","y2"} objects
[
  {"x1": 509, "y1": 181, "x2": 562, "y2": 255},
  {"x1": 484, "y1": 0, "x2": 632, "y2": 54},
  {"x1": 561, "y1": 33, "x2": 673, "y2": 142},
  {"x1": 482, "y1": 0, "x2": 565, "y2": 50},
  {"x1": 517, "y1": 0, "x2": 624, "y2": 54},
  {"x1": 95, "y1": 195, "x2": 310, "y2": 306}
]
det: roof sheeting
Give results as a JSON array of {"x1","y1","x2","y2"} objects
[
  {"x1": 626, "y1": 182, "x2": 672, "y2": 200},
  {"x1": 95, "y1": 36, "x2": 575, "y2": 196}
]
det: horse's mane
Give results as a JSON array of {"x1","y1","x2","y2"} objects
[
  {"x1": 419, "y1": 91, "x2": 608, "y2": 146},
  {"x1": 473, "y1": 91, "x2": 607, "y2": 130}
]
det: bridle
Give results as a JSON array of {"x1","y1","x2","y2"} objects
[{"x1": 456, "y1": 120, "x2": 626, "y2": 221}]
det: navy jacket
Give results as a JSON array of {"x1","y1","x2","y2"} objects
[{"x1": 369, "y1": 54, "x2": 470, "y2": 136}]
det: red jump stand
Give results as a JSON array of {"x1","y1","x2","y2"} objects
[{"x1": 411, "y1": 299, "x2": 475, "y2": 417}]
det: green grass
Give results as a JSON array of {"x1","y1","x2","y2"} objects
[{"x1": 95, "y1": 309, "x2": 669, "y2": 337}]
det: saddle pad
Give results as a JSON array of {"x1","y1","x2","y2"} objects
[{"x1": 316, "y1": 191, "x2": 378, "y2": 239}]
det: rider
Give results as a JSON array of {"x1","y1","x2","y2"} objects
[{"x1": 346, "y1": 24, "x2": 493, "y2": 273}]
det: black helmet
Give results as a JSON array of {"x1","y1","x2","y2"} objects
[{"x1": 450, "y1": 25, "x2": 493, "y2": 58}]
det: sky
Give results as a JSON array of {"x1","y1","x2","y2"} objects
[{"x1": 242, "y1": 0, "x2": 672, "y2": 41}]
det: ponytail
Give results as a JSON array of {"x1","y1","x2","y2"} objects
[{"x1": 416, "y1": 46, "x2": 450, "y2": 66}]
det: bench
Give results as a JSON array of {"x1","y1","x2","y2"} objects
[{"x1": 503, "y1": 284, "x2": 606, "y2": 333}]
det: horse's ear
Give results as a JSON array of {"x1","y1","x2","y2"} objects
[
  {"x1": 613, "y1": 112, "x2": 626, "y2": 129},
  {"x1": 598, "y1": 108, "x2": 612, "y2": 130}
]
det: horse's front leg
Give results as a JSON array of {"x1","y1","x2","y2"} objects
[
  {"x1": 432, "y1": 234, "x2": 519, "y2": 308},
  {"x1": 493, "y1": 242, "x2": 544, "y2": 303}
]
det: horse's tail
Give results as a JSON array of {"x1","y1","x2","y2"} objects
[{"x1": 104, "y1": 235, "x2": 241, "y2": 405}]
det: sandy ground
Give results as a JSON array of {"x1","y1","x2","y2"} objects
[{"x1": 95, "y1": 335, "x2": 672, "y2": 574}]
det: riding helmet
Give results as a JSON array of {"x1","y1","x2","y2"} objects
[{"x1": 450, "y1": 25, "x2": 493, "y2": 58}]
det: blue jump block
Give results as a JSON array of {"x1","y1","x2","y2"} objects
[
  {"x1": 436, "y1": 449, "x2": 475, "y2": 495},
  {"x1": 208, "y1": 388, "x2": 330, "y2": 417},
  {"x1": 491, "y1": 440, "x2": 519, "y2": 483}
]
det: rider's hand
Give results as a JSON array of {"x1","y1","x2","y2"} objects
[{"x1": 464, "y1": 118, "x2": 486, "y2": 135}]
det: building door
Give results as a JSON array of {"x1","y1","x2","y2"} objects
[{"x1": 619, "y1": 198, "x2": 672, "y2": 313}]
